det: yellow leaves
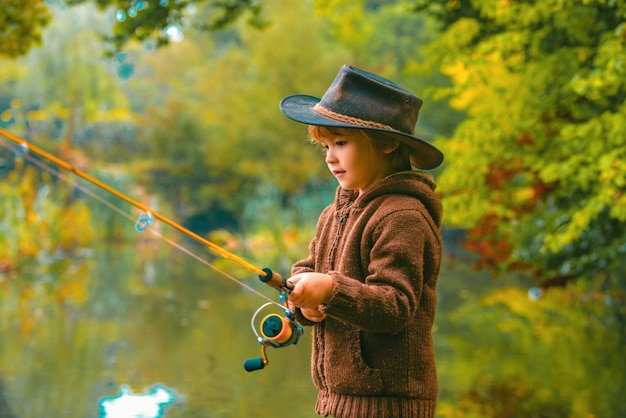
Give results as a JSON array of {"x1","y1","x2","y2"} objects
[
  {"x1": 439, "y1": 17, "x2": 480, "y2": 54},
  {"x1": 434, "y1": 1, "x2": 626, "y2": 278},
  {"x1": 513, "y1": 186, "x2": 534, "y2": 206},
  {"x1": 47, "y1": 101, "x2": 70, "y2": 119},
  {"x1": 203, "y1": 109, "x2": 216, "y2": 123},
  {"x1": 91, "y1": 107, "x2": 133, "y2": 123},
  {"x1": 462, "y1": 286, "x2": 536, "y2": 338},
  {"x1": 534, "y1": 102, "x2": 626, "y2": 253},
  {"x1": 0, "y1": 110, "x2": 12, "y2": 122},
  {"x1": 442, "y1": 61, "x2": 470, "y2": 86},
  {"x1": 0, "y1": 162, "x2": 95, "y2": 264},
  {"x1": 57, "y1": 201, "x2": 94, "y2": 250},
  {"x1": 312, "y1": 0, "x2": 365, "y2": 18},
  {"x1": 0, "y1": 60, "x2": 28, "y2": 84},
  {"x1": 568, "y1": 22, "x2": 626, "y2": 101},
  {"x1": 56, "y1": 277, "x2": 88, "y2": 306},
  {"x1": 27, "y1": 108, "x2": 48, "y2": 121},
  {"x1": 598, "y1": 152, "x2": 626, "y2": 222},
  {"x1": 443, "y1": 49, "x2": 523, "y2": 114},
  {"x1": 5, "y1": 98, "x2": 132, "y2": 126},
  {"x1": 312, "y1": 0, "x2": 368, "y2": 50}
]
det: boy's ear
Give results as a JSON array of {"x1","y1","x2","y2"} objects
[{"x1": 382, "y1": 139, "x2": 401, "y2": 155}]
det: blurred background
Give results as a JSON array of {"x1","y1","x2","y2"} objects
[{"x1": 0, "y1": 0, "x2": 624, "y2": 417}]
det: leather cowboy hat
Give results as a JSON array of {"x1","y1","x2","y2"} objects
[{"x1": 279, "y1": 65, "x2": 444, "y2": 170}]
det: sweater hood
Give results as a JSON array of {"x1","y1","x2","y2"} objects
[{"x1": 335, "y1": 171, "x2": 442, "y2": 228}]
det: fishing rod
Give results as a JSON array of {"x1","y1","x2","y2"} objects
[{"x1": 0, "y1": 126, "x2": 302, "y2": 371}]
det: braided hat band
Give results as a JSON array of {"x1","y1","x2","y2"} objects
[{"x1": 313, "y1": 103, "x2": 395, "y2": 131}]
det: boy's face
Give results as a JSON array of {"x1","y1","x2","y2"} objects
[{"x1": 316, "y1": 128, "x2": 396, "y2": 195}]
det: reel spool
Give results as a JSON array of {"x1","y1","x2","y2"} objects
[
  {"x1": 243, "y1": 302, "x2": 304, "y2": 372},
  {"x1": 260, "y1": 313, "x2": 298, "y2": 345},
  {"x1": 244, "y1": 269, "x2": 303, "y2": 371}
]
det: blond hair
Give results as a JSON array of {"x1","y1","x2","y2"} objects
[{"x1": 308, "y1": 126, "x2": 411, "y2": 172}]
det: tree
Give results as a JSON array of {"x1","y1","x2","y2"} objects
[
  {"x1": 0, "y1": 0, "x2": 267, "y2": 57},
  {"x1": 414, "y1": 0, "x2": 626, "y2": 287},
  {"x1": 312, "y1": 0, "x2": 464, "y2": 140},
  {"x1": 127, "y1": 0, "x2": 348, "y2": 221},
  {"x1": 0, "y1": 0, "x2": 51, "y2": 58},
  {"x1": 1, "y1": 3, "x2": 135, "y2": 160}
]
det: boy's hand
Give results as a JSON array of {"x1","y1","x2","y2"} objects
[
  {"x1": 300, "y1": 307, "x2": 327, "y2": 322},
  {"x1": 287, "y1": 272, "x2": 333, "y2": 321},
  {"x1": 288, "y1": 299, "x2": 325, "y2": 322}
]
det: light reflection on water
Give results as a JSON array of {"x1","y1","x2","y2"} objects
[{"x1": 0, "y1": 244, "x2": 318, "y2": 418}]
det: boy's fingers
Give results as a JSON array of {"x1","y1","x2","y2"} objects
[{"x1": 286, "y1": 275, "x2": 301, "y2": 292}]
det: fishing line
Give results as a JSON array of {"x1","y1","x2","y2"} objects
[
  {"x1": 0, "y1": 128, "x2": 303, "y2": 371},
  {"x1": 0, "y1": 135, "x2": 281, "y2": 307}
]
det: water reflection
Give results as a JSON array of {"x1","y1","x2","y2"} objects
[
  {"x1": 6, "y1": 238, "x2": 610, "y2": 417},
  {"x1": 0, "y1": 244, "x2": 318, "y2": 417},
  {"x1": 99, "y1": 384, "x2": 177, "y2": 418}
]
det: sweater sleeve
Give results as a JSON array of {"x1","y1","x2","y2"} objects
[{"x1": 322, "y1": 208, "x2": 434, "y2": 333}]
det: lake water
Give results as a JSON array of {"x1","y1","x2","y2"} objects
[
  {"x1": 0, "y1": 234, "x2": 555, "y2": 418},
  {"x1": 0, "y1": 241, "x2": 320, "y2": 418}
]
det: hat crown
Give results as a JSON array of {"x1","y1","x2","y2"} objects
[{"x1": 317, "y1": 65, "x2": 422, "y2": 135}]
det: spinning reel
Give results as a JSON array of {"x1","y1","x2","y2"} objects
[{"x1": 243, "y1": 268, "x2": 304, "y2": 372}]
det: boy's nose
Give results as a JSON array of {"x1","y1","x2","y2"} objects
[{"x1": 325, "y1": 149, "x2": 337, "y2": 164}]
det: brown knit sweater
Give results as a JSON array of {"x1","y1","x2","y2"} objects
[{"x1": 292, "y1": 171, "x2": 442, "y2": 418}]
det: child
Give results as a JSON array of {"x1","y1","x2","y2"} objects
[{"x1": 280, "y1": 65, "x2": 444, "y2": 418}]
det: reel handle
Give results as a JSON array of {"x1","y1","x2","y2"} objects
[
  {"x1": 244, "y1": 345, "x2": 268, "y2": 372},
  {"x1": 243, "y1": 357, "x2": 266, "y2": 372}
]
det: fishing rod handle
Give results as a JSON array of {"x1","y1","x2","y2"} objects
[{"x1": 259, "y1": 268, "x2": 294, "y2": 291}]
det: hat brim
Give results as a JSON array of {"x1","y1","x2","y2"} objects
[{"x1": 280, "y1": 94, "x2": 443, "y2": 170}]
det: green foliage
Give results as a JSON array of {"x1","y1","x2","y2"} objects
[
  {"x1": 2, "y1": 0, "x2": 462, "y2": 236},
  {"x1": 312, "y1": 0, "x2": 464, "y2": 140},
  {"x1": 0, "y1": 0, "x2": 266, "y2": 58},
  {"x1": 65, "y1": 0, "x2": 267, "y2": 53},
  {"x1": 419, "y1": 0, "x2": 626, "y2": 285},
  {"x1": 128, "y1": 0, "x2": 347, "y2": 221},
  {"x1": 0, "y1": 0, "x2": 50, "y2": 58},
  {"x1": 1, "y1": 3, "x2": 135, "y2": 159},
  {"x1": 1, "y1": 0, "x2": 348, "y2": 245}
]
